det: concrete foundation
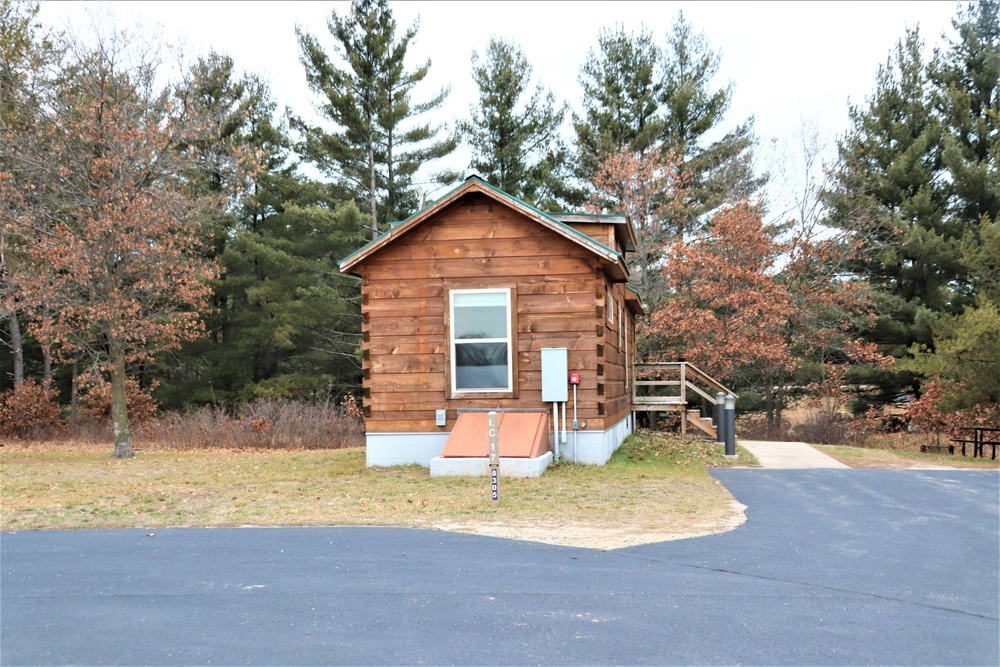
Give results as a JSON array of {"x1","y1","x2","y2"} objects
[
  {"x1": 365, "y1": 414, "x2": 633, "y2": 468},
  {"x1": 429, "y1": 452, "x2": 553, "y2": 478}
]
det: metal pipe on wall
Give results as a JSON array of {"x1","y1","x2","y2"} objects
[
  {"x1": 572, "y1": 384, "x2": 579, "y2": 463},
  {"x1": 561, "y1": 402, "x2": 567, "y2": 445},
  {"x1": 552, "y1": 402, "x2": 560, "y2": 460}
]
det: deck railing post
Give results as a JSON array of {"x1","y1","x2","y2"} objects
[
  {"x1": 679, "y1": 363, "x2": 687, "y2": 437},
  {"x1": 680, "y1": 363, "x2": 686, "y2": 405}
]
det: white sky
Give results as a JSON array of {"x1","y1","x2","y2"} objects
[{"x1": 37, "y1": 0, "x2": 962, "y2": 217}]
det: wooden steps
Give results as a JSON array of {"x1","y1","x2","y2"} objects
[
  {"x1": 632, "y1": 362, "x2": 734, "y2": 438},
  {"x1": 686, "y1": 410, "x2": 716, "y2": 438}
]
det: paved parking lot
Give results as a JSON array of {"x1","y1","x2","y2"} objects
[{"x1": 2, "y1": 469, "x2": 997, "y2": 666}]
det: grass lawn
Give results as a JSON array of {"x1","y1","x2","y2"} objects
[
  {"x1": 816, "y1": 443, "x2": 1000, "y2": 469},
  {"x1": 0, "y1": 432, "x2": 757, "y2": 549}
]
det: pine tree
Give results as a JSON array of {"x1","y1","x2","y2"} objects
[
  {"x1": 459, "y1": 37, "x2": 571, "y2": 207},
  {"x1": 160, "y1": 74, "x2": 365, "y2": 407},
  {"x1": 659, "y1": 11, "x2": 763, "y2": 235},
  {"x1": 929, "y1": 0, "x2": 1000, "y2": 255},
  {"x1": 907, "y1": 1, "x2": 999, "y2": 422},
  {"x1": 823, "y1": 1, "x2": 999, "y2": 418},
  {"x1": 574, "y1": 26, "x2": 663, "y2": 181},
  {"x1": 824, "y1": 28, "x2": 952, "y2": 354},
  {"x1": 573, "y1": 13, "x2": 761, "y2": 237},
  {"x1": 294, "y1": 0, "x2": 455, "y2": 237}
]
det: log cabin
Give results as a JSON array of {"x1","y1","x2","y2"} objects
[{"x1": 338, "y1": 176, "x2": 644, "y2": 475}]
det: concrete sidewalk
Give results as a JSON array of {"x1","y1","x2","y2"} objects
[{"x1": 739, "y1": 439, "x2": 851, "y2": 468}]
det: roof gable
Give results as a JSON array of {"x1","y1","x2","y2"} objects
[{"x1": 339, "y1": 177, "x2": 628, "y2": 279}]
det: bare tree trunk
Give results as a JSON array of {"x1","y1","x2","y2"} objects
[
  {"x1": 775, "y1": 385, "x2": 785, "y2": 437},
  {"x1": 42, "y1": 346, "x2": 51, "y2": 385},
  {"x1": 369, "y1": 144, "x2": 378, "y2": 240},
  {"x1": 1, "y1": 233, "x2": 23, "y2": 387},
  {"x1": 70, "y1": 361, "x2": 78, "y2": 422},
  {"x1": 764, "y1": 383, "x2": 775, "y2": 427},
  {"x1": 8, "y1": 309, "x2": 24, "y2": 387},
  {"x1": 40, "y1": 301, "x2": 52, "y2": 386},
  {"x1": 109, "y1": 338, "x2": 133, "y2": 458}
]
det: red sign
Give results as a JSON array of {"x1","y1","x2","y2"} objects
[{"x1": 569, "y1": 372, "x2": 581, "y2": 385}]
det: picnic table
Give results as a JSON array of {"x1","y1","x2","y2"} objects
[{"x1": 951, "y1": 426, "x2": 999, "y2": 460}]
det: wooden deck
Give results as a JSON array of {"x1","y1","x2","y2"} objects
[{"x1": 632, "y1": 362, "x2": 736, "y2": 438}]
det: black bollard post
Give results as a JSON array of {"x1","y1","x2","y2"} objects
[
  {"x1": 715, "y1": 392, "x2": 725, "y2": 445},
  {"x1": 724, "y1": 394, "x2": 737, "y2": 458}
]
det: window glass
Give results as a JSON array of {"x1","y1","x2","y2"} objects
[
  {"x1": 453, "y1": 292, "x2": 507, "y2": 339},
  {"x1": 451, "y1": 289, "x2": 511, "y2": 392}
]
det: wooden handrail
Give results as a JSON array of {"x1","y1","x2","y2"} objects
[{"x1": 633, "y1": 362, "x2": 737, "y2": 400}]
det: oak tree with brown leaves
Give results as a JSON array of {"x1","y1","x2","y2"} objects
[
  {"x1": 589, "y1": 146, "x2": 687, "y2": 315},
  {"x1": 3, "y1": 24, "x2": 252, "y2": 457},
  {"x1": 648, "y1": 200, "x2": 796, "y2": 392}
]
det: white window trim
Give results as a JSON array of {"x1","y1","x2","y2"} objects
[{"x1": 449, "y1": 288, "x2": 513, "y2": 394}]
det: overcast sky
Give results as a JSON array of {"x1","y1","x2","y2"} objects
[{"x1": 37, "y1": 1, "x2": 963, "y2": 216}]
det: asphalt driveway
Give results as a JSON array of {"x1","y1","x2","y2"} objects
[{"x1": 2, "y1": 469, "x2": 997, "y2": 666}]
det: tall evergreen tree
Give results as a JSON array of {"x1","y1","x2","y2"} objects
[
  {"x1": 294, "y1": 0, "x2": 455, "y2": 237},
  {"x1": 929, "y1": 0, "x2": 1000, "y2": 245},
  {"x1": 659, "y1": 11, "x2": 762, "y2": 235},
  {"x1": 573, "y1": 13, "x2": 761, "y2": 238},
  {"x1": 459, "y1": 37, "x2": 571, "y2": 207},
  {"x1": 902, "y1": 0, "x2": 1000, "y2": 422},
  {"x1": 823, "y1": 1, "x2": 998, "y2": 417},
  {"x1": 574, "y1": 26, "x2": 663, "y2": 181},
  {"x1": 824, "y1": 28, "x2": 950, "y2": 355},
  {"x1": 825, "y1": 1, "x2": 998, "y2": 353},
  {"x1": 158, "y1": 72, "x2": 365, "y2": 407}
]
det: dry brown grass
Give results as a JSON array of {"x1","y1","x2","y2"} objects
[
  {"x1": 0, "y1": 432, "x2": 753, "y2": 549},
  {"x1": 815, "y1": 443, "x2": 999, "y2": 469},
  {"x1": 12, "y1": 400, "x2": 366, "y2": 450}
]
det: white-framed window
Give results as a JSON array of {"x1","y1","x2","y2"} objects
[
  {"x1": 449, "y1": 288, "x2": 513, "y2": 393},
  {"x1": 608, "y1": 293, "x2": 615, "y2": 324}
]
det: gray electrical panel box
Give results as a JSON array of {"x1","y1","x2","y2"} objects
[{"x1": 540, "y1": 348, "x2": 568, "y2": 402}]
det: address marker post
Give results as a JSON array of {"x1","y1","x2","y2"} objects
[{"x1": 488, "y1": 411, "x2": 500, "y2": 504}]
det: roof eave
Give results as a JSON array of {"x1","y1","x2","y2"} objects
[{"x1": 340, "y1": 176, "x2": 624, "y2": 273}]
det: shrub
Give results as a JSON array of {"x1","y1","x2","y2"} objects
[
  {"x1": 340, "y1": 393, "x2": 363, "y2": 420},
  {"x1": 737, "y1": 413, "x2": 791, "y2": 441},
  {"x1": 790, "y1": 412, "x2": 853, "y2": 446},
  {"x1": 79, "y1": 376, "x2": 160, "y2": 423},
  {"x1": 0, "y1": 380, "x2": 61, "y2": 437},
  {"x1": 145, "y1": 399, "x2": 365, "y2": 450}
]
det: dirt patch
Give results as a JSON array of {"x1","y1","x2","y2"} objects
[{"x1": 432, "y1": 497, "x2": 748, "y2": 550}]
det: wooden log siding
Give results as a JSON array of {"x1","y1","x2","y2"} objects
[
  {"x1": 599, "y1": 280, "x2": 633, "y2": 427},
  {"x1": 356, "y1": 192, "x2": 635, "y2": 434}
]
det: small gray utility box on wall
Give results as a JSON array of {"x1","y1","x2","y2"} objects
[{"x1": 541, "y1": 348, "x2": 568, "y2": 402}]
